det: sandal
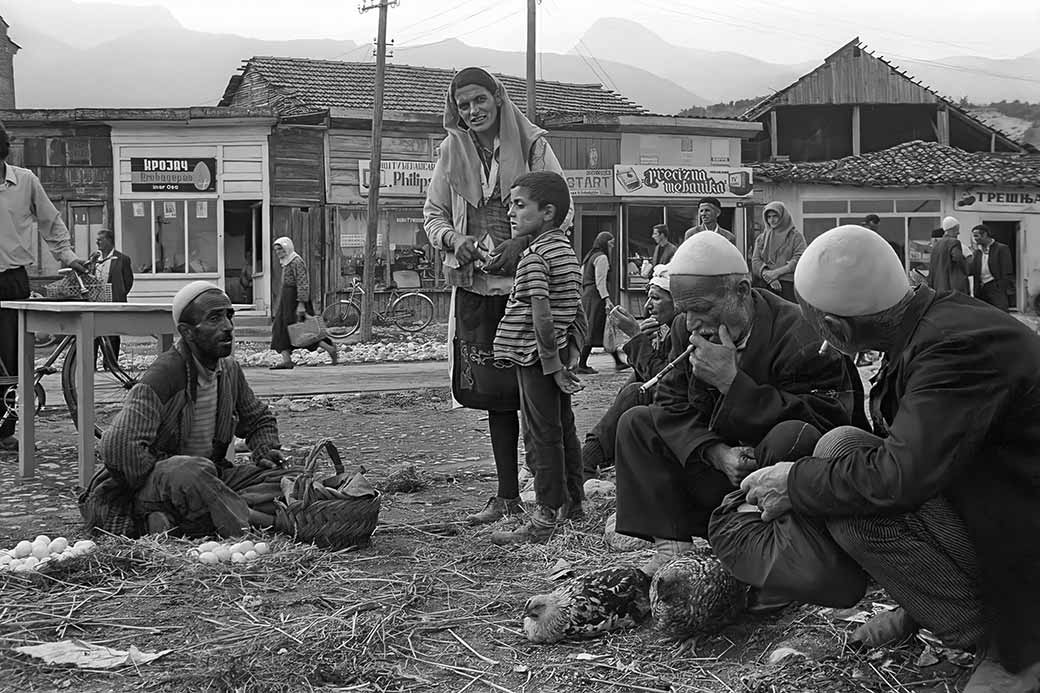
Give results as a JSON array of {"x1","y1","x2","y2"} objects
[{"x1": 269, "y1": 362, "x2": 295, "y2": 370}]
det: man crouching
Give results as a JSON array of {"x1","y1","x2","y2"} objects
[{"x1": 79, "y1": 281, "x2": 286, "y2": 538}]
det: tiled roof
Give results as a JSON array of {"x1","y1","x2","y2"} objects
[
  {"x1": 753, "y1": 140, "x2": 1040, "y2": 187},
  {"x1": 225, "y1": 57, "x2": 646, "y2": 117}
]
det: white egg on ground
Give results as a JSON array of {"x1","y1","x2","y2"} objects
[
  {"x1": 23, "y1": 556, "x2": 39, "y2": 569},
  {"x1": 198, "y1": 541, "x2": 220, "y2": 553},
  {"x1": 254, "y1": 542, "x2": 270, "y2": 555},
  {"x1": 34, "y1": 535, "x2": 51, "y2": 545},
  {"x1": 213, "y1": 547, "x2": 232, "y2": 562},
  {"x1": 198, "y1": 552, "x2": 219, "y2": 564},
  {"x1": 49, "y1": 537, "x2": 69, "y2": 554},
  {"x1": 244, "y1": 550, "x2": 258, "y2": 561},
  {"x1": 231, "y1": 552, "x2": 246, "y2": 563},
  {"x1": 237, "y1": 540, "x2": 254, "y2": 554},
  {"x1": 31, "y1": 544, "x2": 50, "y2": 560},
  {"x1": 73, "y1": 540, "x2": 96, "y2": 553},
  {"x1": 13, "y1": 541, "x2": 32, "y2": 558}
]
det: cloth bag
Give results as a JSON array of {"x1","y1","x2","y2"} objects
[
  {"x1": 708, "y1": 489, "x2": 868, "y2": 608},
  {"x1": 288, "y1": 315, "x2": 328, "y2": 348},
  {"x1": 602, "y1": 308, "x2": 632, "y2": 354}
]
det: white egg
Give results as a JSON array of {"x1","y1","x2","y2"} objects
[
  {"x1": 0, "y1": 554, "x2": 11, "y2": 566},
  {"x1": 229, "y1": 542, "x2": 244, "y2": 555},
  {"x1": 198, "y1": 541, "x2": 220, "y2": 553},
  {"x1": 73, "y1": 540, "x2": 96, "y2": 552},
  {"x1": 23, "y1": 556, "x2": 40, "y2": 569},
  {"x1": 213, "y1": 547, "x2": 232, "y2": 562},
  {"x1": 13, "y1": 541, "x2": 32, "y2": 558},
  {"x1": 34, "y1": 535, "x2": 51, "y2": 545},
  {"x1": 244, "y1": 550, "x2": 258, "y2": 561},
  {"x1": 31, "y1": 544, "x2": 50, "y2": 560},
  {"x1": 237, "y1": 540, "x2": 255, "y2": 554},
  {"x1": 198, "y1": 552, "x2": 219, "y2": 564},
  {"x1": 254, "y1": 542, "x2": 270, "y2": 555},
  {"x1": 11, "y1": 561, "x2": 29, "y2": 573},
  {"x1": 48, "y1": 538, "x2": 69, "y2": 554},
  {"x1": 230, "y1": 552, "x2": 246, "y2": 563}
]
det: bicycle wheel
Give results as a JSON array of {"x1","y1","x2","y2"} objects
[
  {"x1": 321, "y1": 300, "x2": 362, "y2": 339},
  {"x1": 0, "y1": 382, "x2": 45, "y2": 430},
  {"x1": 390, "y1": 293, "x2": 435, "y2": 332},
  {"x1": 61, "y1": 336, "x2": 142, "y2": 438}
]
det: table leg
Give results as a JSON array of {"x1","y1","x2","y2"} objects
[
  {"x1": 76, "y1": 314, "x2": 96, "y2": 488},
  {"x1": 17, "y1": 311, "x2": 35, "y2": 479}
]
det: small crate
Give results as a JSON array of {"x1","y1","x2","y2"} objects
[{"x1": 43, "y1": 274, "x2": 112, "y2": 302}]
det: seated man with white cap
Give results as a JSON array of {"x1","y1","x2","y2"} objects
[
  {"x1": 741, "y1": 225, "x2": 1040, "y2": 692},
  {"x1": 582, "y1": 264, "x2": 676, "y2": 479},
  {"x1": 613, "y1": 232, "x2": 864, "y2": 578},
  {"x1": 79, "y1": 281, "x2": 287, "y2": 538}
]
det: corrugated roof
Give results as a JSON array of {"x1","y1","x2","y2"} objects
[
  {"x1": 753, "y1": 140, "x2": 1040, "y2": 187},
  {"x1": 221, "y1": 57, "x2": 646, "y2": 117}
]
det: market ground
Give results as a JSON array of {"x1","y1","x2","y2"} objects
[{"x1": 0, "y1": 350, "x2": 980, "y2": 692}]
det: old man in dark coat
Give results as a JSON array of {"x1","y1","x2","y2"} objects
[
  {"x1": 928, "y1": 216, "x2": 970, "y2": 294},
  {"x1": 613, "y1": 232, "x2": 864, "y2": 577}
]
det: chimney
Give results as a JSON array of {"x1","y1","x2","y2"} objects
[{"x1": 0, "y1": 17, "x2": 19, "y2": 109}]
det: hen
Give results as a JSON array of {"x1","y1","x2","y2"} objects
[
  {"x1": 650, "y1": 549, "x2": 746, "y2": 650},
  {"x1": 523, "y1": 567, "x2": 652, "y2": 643}
]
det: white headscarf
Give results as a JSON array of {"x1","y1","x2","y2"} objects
[{"x1": 274, "y1": 236, "x2": 301, "y2": 268}]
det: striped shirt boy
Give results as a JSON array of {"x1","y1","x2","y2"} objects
[{"x1": 494, "y1": 228, "x2": 582, "y2": 367}]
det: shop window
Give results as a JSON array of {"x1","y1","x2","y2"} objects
[
  {"x1": 802, "y1": 218, "x2": 837, "y2": 243},
  {"x1": 803, "y1": 200, "x2": 847, "y2": 214},
  {"x1": 849, "y1": 199, "x2": 894, "y2": 214},
  {"x1": 908, "y1": 217, "x2": 941, "y2": 276},
  {"x1": 896, "y1": 199, "x2": 941, "y2": 213},
  {"x1": 664, "y1": 205, "x2": 698, "y2": 243},
  {"x1": 120, "y1": 199, "x2": 218, "y2": 275},
  {"x1": 336, "y1": 208, "x2": 443, "y2": 291},
  {"x1": 623, "y1": 206, "x2": 663, "y2": 289}
]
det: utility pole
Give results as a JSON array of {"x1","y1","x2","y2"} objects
[
  {"x1": 526, "y1": 0, "x2": 537, "y2": 121},
  {"x1": 359, "y1": 0, "x2": 396, "y2": 341}
]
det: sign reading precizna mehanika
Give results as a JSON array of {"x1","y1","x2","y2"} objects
[{"x1": 130, "y1": 158, "x2": 217, "y2": 193}]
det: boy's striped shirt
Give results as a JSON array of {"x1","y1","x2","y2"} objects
[{"x1": 494, "y1": 229, "x2": 581, "y2": 366}]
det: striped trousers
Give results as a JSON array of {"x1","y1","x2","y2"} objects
[{"x1": 818, "y1": 426, "x2": 986, "y2": 650}]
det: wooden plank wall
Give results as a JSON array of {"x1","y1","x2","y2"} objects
[
  {"x1": 270, "y1": 205, "x2": 328, "y2": 310},
  {"x1": 270, "y1": 125, "x2": 325, "y2": 203},
  {"x1": 328, "y1": 127, "x2": 440, "y2": 205},
  {"x1": 545, "y1": 132, "x2": 621, "y2": 169},
  {"x1": 7, "y1": 123, "x2": 112, "y2": 203},
  {"x1": 775, "y1": 45, "x2": 941, "y2": 107}
]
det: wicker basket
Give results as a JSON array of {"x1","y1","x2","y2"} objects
[
  {"x1": 274, "y1": 439, "x2": 380, "y2": 549},
  {"x1": 43, "y1": 273, "x2": 112, "y2": 302}
]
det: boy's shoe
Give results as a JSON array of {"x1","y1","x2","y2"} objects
[
  {"x1": 465, "y1": 496, "x2": 523, "y2": 525},
  {"x1": 574, "y1": 365, "x2": 597, "y2": 375},
  {"x1": 490, "y1": 504, "x2": 558, "y2": 545}
]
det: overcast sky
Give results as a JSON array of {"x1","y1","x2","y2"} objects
[{"x1": 73, "y1": 0, "x2": 1040, "y2": 65}]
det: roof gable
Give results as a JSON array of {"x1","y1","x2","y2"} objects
[
  {"x1": 220, "y1": 57, "x2": 647, "y2": 118},
  {"x1": 753, "y1": 140, "x2": 1040, "y2": 187}
]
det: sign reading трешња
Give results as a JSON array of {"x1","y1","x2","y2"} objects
[
  {"x1": 359, "y1": 160, "x2": 436, "y2": 197},
  {"x1": 613, "y1": 165, "x2": 754, "y2": 198},
  {"x1": 956, "y1": 188, "x2": 1040, "y2": 214},
  {"x1": 130, "y1": 158, "x2": 216, "y2": 193}
]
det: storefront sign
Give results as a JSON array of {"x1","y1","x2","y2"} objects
[
  {"x1": 613, "y1": 165, "x2": 754, "y2": 198},
  {"x1": 130, "y1": 157, "x2": 216, "y2": 193},
  {"x1": 563, "y1": 169, "x2": 614, "y2": 197},
  {"x1": 955, "y1": 188, "x2": 1040, "y2": 214},
  {"x1": 359, "y1": 160, "x2": 436, "y2": 197}
]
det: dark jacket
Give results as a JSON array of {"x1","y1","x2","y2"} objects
[
  {"x1": 970, "y1": 240, "x2": 1014, "y2": 295},
  {"x1": 650, "y1": 241, "x2": 677, "y2": 268},
  {"x1": 788, "y1": 286, "x2": 1040, "y2": 672},
  {"x1": 623, "y1": 323, "x2": 672, "y2": 384},
  {"x1": 650, "y1": 289, "x2": 866, "y2": 465},
  {"x1": 79, "y1": 342, "x2": 280, "y2": 535},
  {"x1": 928, "y1": 236, "x2": 970, "y2": 293},
  {"x1": 99, "y1": 250, "x2": 134, "y2": 302}
]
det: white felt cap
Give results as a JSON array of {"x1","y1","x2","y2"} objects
[
  {"x1": 648, "y1": 264, "x2": 671, "y2": 293},
  {"x1": 172, "y1": 281, "x2": 223, "y2": 325},
  {"x1": 941, "y1": 216, "x2": 959, "y2": 231},
  {"x1": 669, "y1": 231, "x2": 748, "y2": 277},
  {"x1": 794, "y1": 225, "x2": 910, "y2": 317}
]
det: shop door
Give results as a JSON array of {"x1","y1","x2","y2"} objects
[
  {"x1": 981, "y1": 219, "x2": 1019, "y2": 309},
  {"x1": 580, "y1": 215, "x2": 618, "y2": 301},
  {"x1": 223, "y1": 200, "x2": 262, "y2": 308}
]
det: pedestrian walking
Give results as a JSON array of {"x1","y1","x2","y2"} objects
[
  {"x1": 269, "y1": 236, "x2": 337, "y2": 369},
  {"x1": 576, "y1": 231, "x2": 627, "y2": 373}
]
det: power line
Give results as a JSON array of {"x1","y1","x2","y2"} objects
[{"x1": 393, "y1": 0, "x2": 502, "y2": 47}]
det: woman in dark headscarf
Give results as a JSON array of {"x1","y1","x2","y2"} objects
[
  {"x1": 750, "y1": 201, "x2": 807, "y2": 302},
  {"x1": 577, "y1": 231, "x2": 626, "y2": 373},
  {"x1": 424, "y1": 67, "x2": 578, "y2": 529}
]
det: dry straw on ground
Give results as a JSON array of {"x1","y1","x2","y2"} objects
[{"x1": 0, "y1": 496, "x2": 970, "y2": 692}]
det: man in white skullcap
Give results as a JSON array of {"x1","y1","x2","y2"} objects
[
  {"x1": 582, "y1": 264, "x2": 677, "y2": 479},
  {"x1": 927, "y1": 215, "x2": 970, "y2": 294},
  {"x1": 80, "y1": 282, "x2": 288, "y2": 538},
  {"x1": 613, "y1": 232, "x2": 865, "y2": 582},
  {"x1": 740, "y1": 225, "x2": 1040, "y2": 692}
]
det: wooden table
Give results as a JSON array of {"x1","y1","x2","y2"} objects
[{"x1": 0, "y1": 301, "x2": 175, "y2": 487}]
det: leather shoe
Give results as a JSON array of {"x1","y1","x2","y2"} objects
[{"x1": 0, "y1": 436, "x2": 18, "y2": 452}]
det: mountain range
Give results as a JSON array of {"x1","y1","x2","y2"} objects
[{"x1": 4, "y1": 1, "x2": 1040, "y2": 120}]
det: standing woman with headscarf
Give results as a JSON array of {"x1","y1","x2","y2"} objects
[
  {"x1": 750, "y1": 201, "x2": 807, "y2": 302},
  {"x1": 270, "y1": 236, "x2": 338, "y2": 369},
  {"x1": 424, "y1": 67, "x2": 579, "y2": 526},
  {"x1": 576, "y1": 232, "x2": 626, "y2": 373}
]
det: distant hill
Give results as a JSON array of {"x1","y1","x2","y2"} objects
[{"x1": 895, "y1": 53, "x2": 1040, "y2": 105}]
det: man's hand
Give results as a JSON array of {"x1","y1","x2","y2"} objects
[
  {"x1": 706, "y1": 443, "x2": 758, "y2": 486},
  {"x1": 741, "y1": 461, "x2": 795, "y2": 521},
  {"x1": 769, "y1": 279, "x2": 782, "y2": 292},
  {"x1": 484, "y1": 236, "x2": 530, "y2": 274},
  {"x1": 451, "y1": 234, "x2": 480, "y2": 265},
  {"x1": 257, "y1": 449, "x2": 285, "y2": 470},
  {"x1": 612, "y1": 306, "x2": 641, "y2": 338},
  {"x1": 553, "y1": 367, "x2": 584, "y2": 395},
  {"x1": 68, "y1": 259, "x2": 89, "y2": 274},
  {"x1": 761, "y1": 268, "x2": 777, "y2": 283},
  {"x1": 565, "y1": 342, "x2": 581, "y2": 370},
  {"x1": 639, "y1": 316, "x2": 660, "y2": 335},
  {"x1": 688, "y1": 324, "x2": 739, "y2": 393}
]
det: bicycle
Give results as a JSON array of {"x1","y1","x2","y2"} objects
[
  {"x1": 321, "y1": 275, "x2": 435, "y2": 339},
  {"x1": 0, "y1": 270, "x2": 141, "y2": 440}
]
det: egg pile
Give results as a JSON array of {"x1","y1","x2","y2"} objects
[
  {"x1": 0, "y1": 536, "x2": 97, "y2": 573},
  {"x1": 189, "y1": 539, "x2": 271, "y2": 565}
]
